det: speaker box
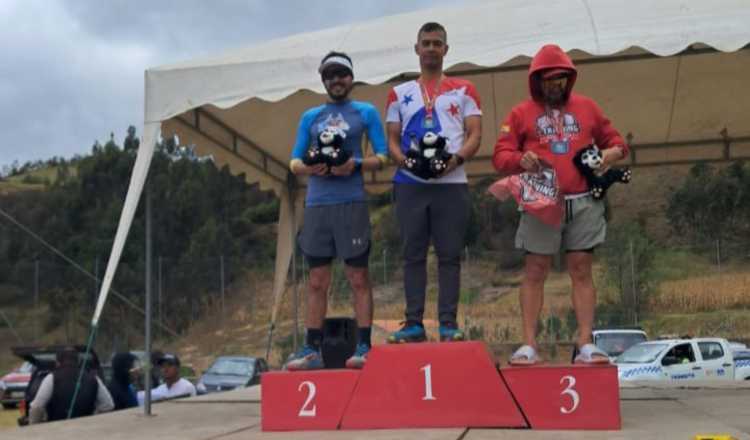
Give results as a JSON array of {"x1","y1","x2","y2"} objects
[{"x1": 321, "y1": 317, "x2": 357, "y2": 369}]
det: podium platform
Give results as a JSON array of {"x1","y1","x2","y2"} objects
[{"x1": 261, "y1": 342, "x2": 620, "y2": 432}]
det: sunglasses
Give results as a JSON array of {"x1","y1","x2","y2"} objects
[
  {"x1": 542, "y1": 74, "x2": 569, "y2": 83},
  {"x1": 322, "y1": 67, "x2": 352, "y2": 81}
]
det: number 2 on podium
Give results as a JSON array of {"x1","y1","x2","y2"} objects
[
  {"x1": 421, "y1": 364, "x2": 436, "y2": 401},
  {"x1": 298, "y1": 381, "x2": 317, "y2": 417}
]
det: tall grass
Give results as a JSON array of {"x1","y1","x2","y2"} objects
[{"x1": 651, "y1": 273, "x2": 750, "y2": 312}]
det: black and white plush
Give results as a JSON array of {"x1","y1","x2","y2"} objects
[
  {"x1": 404, "y1": 131, "x2": 453, "y2": 180},
  {"x1": 302, "y1": 127, "x2": 350, "y2": 170},
  {"x1": 573, "y1": 144, "x2": 631, "y2": 199}
]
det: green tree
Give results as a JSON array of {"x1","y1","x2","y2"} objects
[{"x1": 599, "y1": 221, "x2": 656, "y2": 325}]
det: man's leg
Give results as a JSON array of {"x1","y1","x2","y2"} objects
[
  {"x1": 562, "y1": 196, "x2": 607, "y2": 361},
  {"x1": 391, "y1": 184, "x2": 429, "y2": 342},
  {"x1": 344, "y1": 263, "x2": 373, "y2": 368},
  {"x1": 520, "y1": 254, "x2": 552, "y2": 349},
  {"x1": 430, "y1": 184, "x2": 470, "y2": 339},
  {"x1": 344, "y1": 266, "x2": 373, "y2": 329},
  {"x1": 566, "y1": 251, "x2": 598, "y2": 348},
  {"x1": 305, "y1": 264, "x2": 332, "y2": 330},
  {"x1": 394, "y1": 184, "x2": 430, "y2": 324},
  {"x1": 285, "y1": 260, "x2": 330, "y2": 370}
]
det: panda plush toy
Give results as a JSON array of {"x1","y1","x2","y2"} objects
[
  {"x1": 573, "y1": 144, "x2": 632, "y2": 199},
  {"x1": 404, "y1": 131, "x2": 453, "y2": 179},
  {"x1": 302, "y1": 127, "x2": 350, "y2": 171}
]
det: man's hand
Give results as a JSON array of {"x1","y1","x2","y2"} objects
[
  {"x1": 598, "y1": 146, "x2": 625, "y2": 174},
  {"x1": 330, "y1": 158, "x2": 356, "y2": 176},
  {"x1": 295, "y1": 162, "x2": 328, "y2": 176},
  {"x1": 520, "y1": 151, "x2": 541, "y2": 172},
  {"x1": 438, "y1": 154, "x2": 461, "y2": 176}
]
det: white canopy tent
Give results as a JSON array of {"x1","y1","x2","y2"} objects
[{"x1": 93, "y1": 0, "x2": 750, "y2": 353}]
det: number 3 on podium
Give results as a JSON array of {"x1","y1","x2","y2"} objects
[{"x1": 559, "y1": 375, "x2": 580, "y2": 414}]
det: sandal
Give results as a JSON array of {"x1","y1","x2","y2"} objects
[
  {"x1": 574, "y1": 343, "x2": 610, "y2": 364},
  {"x1": 509, "y1": 345, "x2": 540, "y2": 365}
]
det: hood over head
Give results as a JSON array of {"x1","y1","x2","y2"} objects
[{"x1": 528, "y1": 44, "x2": 577, "y2": 103}]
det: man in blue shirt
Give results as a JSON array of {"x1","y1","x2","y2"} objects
[{"x1": 287, "y1": 51, "x2": 388, "y2": 370}]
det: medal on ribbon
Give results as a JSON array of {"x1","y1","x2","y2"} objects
[{"x1": 419, "y1": 76, "x2": 442, "y2": 130}]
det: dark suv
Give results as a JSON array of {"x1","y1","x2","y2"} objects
[{"x1": 195, "y1": 356, "x2": 267, "y2": 394}]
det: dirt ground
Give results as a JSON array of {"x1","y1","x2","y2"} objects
[{"x1": 0, "y1": 407, "x2": 20, "y2": 431}]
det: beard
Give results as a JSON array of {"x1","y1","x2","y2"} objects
[
  {"x1": 543, "y1": 86, "x2": 566, "y2": 107},
  {"x1": 326, "y1": 82, "x2": 351, "y2": 100}
]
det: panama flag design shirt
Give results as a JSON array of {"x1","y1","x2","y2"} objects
[{"x1": 386, "y1": 77, "x2": 481, "y2": 184}]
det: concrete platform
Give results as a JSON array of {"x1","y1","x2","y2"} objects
[{"x1": 6, "y1": 383, "x2": 750, "y2": 439}]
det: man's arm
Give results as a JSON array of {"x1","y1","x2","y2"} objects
[
  {"x1": 457, "y1": 115, "x2": 482, "y2": 160},
  {"x1": 29, "y1": 374, "x2": 54, "y2": 424},
  {"x1": 493, "y1": 108, "x2": 532, "y2": 174},
  {"x1": 384, "y1": 88, "x2": 405, "y2": 167},
  {"x1": 363, "y1": 104, "x2": 388, "y2": 171},
  {"x1": 94, "y1": 377, "x2": 115, "y2": 413},
  {"x1": 591, "y1": 100, "x2": 629, "y2": 168},
  {"x1": 330, "y1": 104, "x2": 388, "y2": 176},
  {"x1": 290, "y1": 110, "x2": 327, "y2": 176},
  {"x1": 387, "y1": 122, "x2": 405, "y2": 167}
]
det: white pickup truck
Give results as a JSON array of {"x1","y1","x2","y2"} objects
[{"x1": 616, "y1": 337, "x2": 750, "y2": 382}]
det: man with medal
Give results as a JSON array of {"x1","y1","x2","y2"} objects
[
  {"x1": 492, "y1": 44, "x2": 629, "y2": 365},
  {"x1": 385, "y1": 22, "x2": 482, "y2": 343}
]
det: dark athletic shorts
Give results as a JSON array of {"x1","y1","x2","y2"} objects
[{"x1": 298, "y1": 202, "x2": 371, "y2": 268}]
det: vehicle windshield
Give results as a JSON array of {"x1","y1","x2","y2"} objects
[
  {"x1": 206, "y1": 359, "x2": 253, "y2": 377},
  {"x1": 616, "y1": 343, "x2": 669, "y2": 364},
  {"x1": 595, "y1": 332, "x2": 647, "y2": 357},
  {"x1": 18, "y1": 362, "x2": 33, "y2": 374}
]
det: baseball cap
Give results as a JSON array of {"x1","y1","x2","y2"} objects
[
  {"x1": 542, "y1": 68, "x2": 572, "y2": 79},
  {"x1": 157, "y1": 353, "x2": 180, "y2": 367},
  {"x1": 318, "y1": 52, "x2": 354, "y2": 76}
]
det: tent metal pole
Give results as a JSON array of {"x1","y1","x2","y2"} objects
[
  {"x1": 144, "y1": 182, "x2": 153, "y2": 416},
  {"x1": 289, "y1": 182, "x2": 299, "y2": 354}
]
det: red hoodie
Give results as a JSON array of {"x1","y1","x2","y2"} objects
[{"x1": 492, "y1": 44, "x2": 628, "y2": 195}]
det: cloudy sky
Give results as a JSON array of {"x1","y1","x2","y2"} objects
[{"x1": 0, "y1": 0, "x2": 474, "y2": 169}]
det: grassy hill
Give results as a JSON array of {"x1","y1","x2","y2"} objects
[{"x1": 2, "y1": 160, "x2": 750, "y2": 374}]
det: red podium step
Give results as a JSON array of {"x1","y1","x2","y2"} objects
[
  {"x1": 261, "y1": 370, "x2": 360, "y2": 431},
  {"x1": 500, "y1": 364, "x2": 620, "y2": 430},
  {"x1": 340, "y1": 341, "x2": 527, "y2": 430}
]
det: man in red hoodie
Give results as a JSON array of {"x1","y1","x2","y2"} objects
[{"x1": 493, "y1": 44, "x2": 629, "y2": 365}]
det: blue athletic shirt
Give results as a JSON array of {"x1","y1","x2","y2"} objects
[{"x1": 291, "y1": 100, "x2": 387, "y2": 206}]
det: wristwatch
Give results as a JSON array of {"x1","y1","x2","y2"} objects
[
  {"x1": 455, "y1": 154, "x2": 465, "y2": 166},
  {"x1": 354, "y1": 157, "x2": 363, "y2": 172}
]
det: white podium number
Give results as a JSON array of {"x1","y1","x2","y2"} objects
[
  {"x1": 298, "y1": 381, "x2": 317, "y2": 417},
  {"x1": 420, "y1": 364, "x2": 436, "y2": 401},
  {"x1": 559, "y1": 375, "x2": 580, "y2": 414}
]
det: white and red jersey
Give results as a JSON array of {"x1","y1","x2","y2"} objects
[{"x1": 386, "y1": 77, "x2": 481, "y2": 184}]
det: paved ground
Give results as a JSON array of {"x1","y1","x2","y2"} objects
[{"x1": 5, "y1": 382, "x2": 750, "y2": 439}]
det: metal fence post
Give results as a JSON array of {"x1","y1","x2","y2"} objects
[
  {"x1": 629, "y1": 239, "x2": 637, "y2": 325},
  {"x1": 34, "y1": 259, "x2": 39, "y2": 341},
  {"x1": 383, "y1": 248, "x2": 387, "y2": 286},
  {"x1": 220, "y1": 255, "x2": 226, "y2": 326}
]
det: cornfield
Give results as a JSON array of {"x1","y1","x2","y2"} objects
[{"x1": 651, "y1": 273, "x2": 750, "y2": 312}]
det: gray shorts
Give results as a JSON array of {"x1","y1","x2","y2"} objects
[
  {"x1": 298, "y1": 202, "x2": 371, "y2": 261},
  {"x1": 515, "y1": 194, "x2": 606, "y2": 255}
]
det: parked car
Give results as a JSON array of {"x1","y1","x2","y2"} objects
[
  {"x1": 1, "y1": 361, "x2": 33, "y2": 409},
  {"x1": 11, "y1": 345, "x2": 102, "y2": 426},
  {"x1": 616, "y1": 337, "x2": 750, "y2": 382},
  {"x1": 195, "y1": 356, "x2": 268, "y2": 394},
  {"x1": 571, "y1": 327, "x2": 649, "y2": 362}
]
